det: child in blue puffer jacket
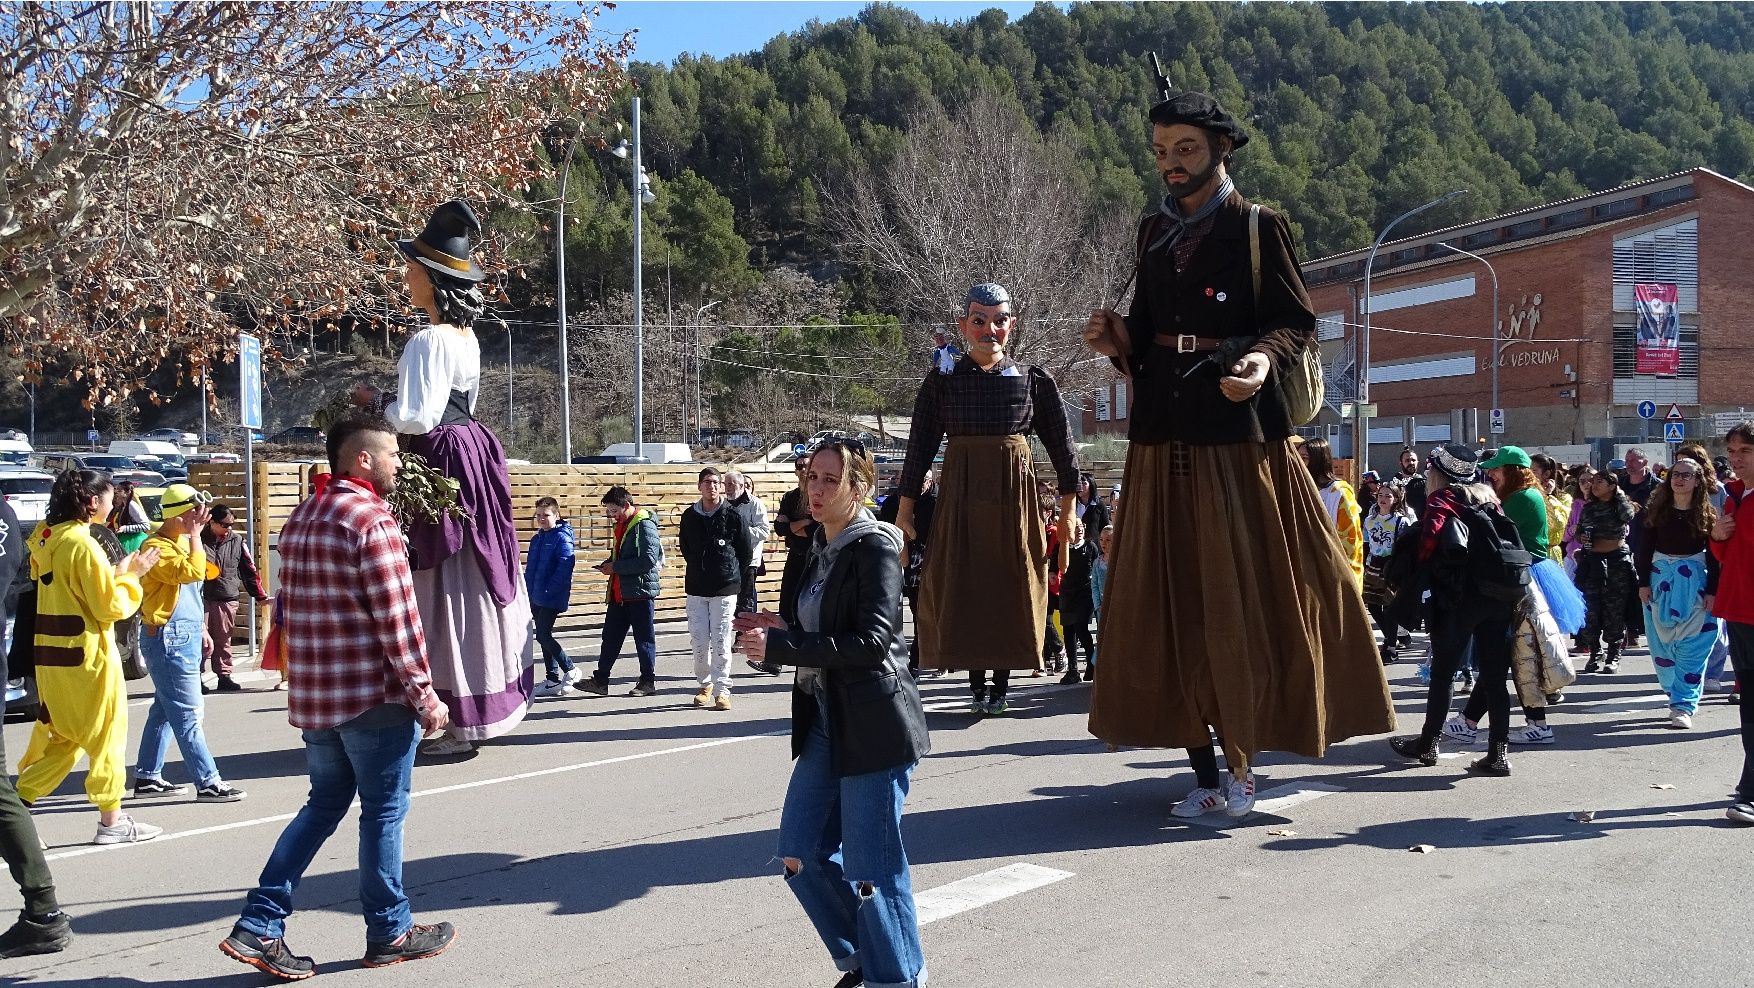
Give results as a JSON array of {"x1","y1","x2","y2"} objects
[{"x1": 527, "y1": 497, "x2": 578, "y2": 697}]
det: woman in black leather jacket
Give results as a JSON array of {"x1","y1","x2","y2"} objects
[{"x1": 736, "y1": 439, "x2": 929, "y2": 988}]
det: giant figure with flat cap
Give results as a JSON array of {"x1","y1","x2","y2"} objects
[
  {"x1": 367, "y1": 199, "x2": 535, "y2": 756},
  {"x1": 1082, "y1": 89, "x2": 1392, "y2": 818},
  {"x1": 897, "y1": 282, "x2": 1081, "y2": 716}
]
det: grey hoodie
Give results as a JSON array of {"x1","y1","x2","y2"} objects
[{"x1": 794, "y1": 510, "x2": 904, "y2": 693}]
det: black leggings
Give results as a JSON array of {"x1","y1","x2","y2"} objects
[
  {"x1": 970, "y1": 669, "x2": 1010, "y2": 702},
  {"x1": 1578, "y1": 548, "x2": 1635, "y2": 648}
]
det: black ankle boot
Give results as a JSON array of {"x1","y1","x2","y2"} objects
[
  {"x1": 1468, "y1": 741, "x2": 1512, "y2": 776},
  {"x1": 1389, "y1": 734, "x2": 1440, "y2": 767},
  {"x1": 1584, "y1": 646, "x2": 1603, "y2": 674}
]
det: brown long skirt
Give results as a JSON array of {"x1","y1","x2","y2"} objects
[
  {"x1": 918, "y1": 434, "x2": 1048, "y2": 671},
  {"x1": 1088, "y1": 439, "x2": 1393, "y2": 764}
]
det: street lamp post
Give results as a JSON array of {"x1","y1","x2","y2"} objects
[
  {"x1": 555, "y1": 133, "x2": 583, "y2": 464},
  {"x1": 1356, "y1": 188, "x2": 1469, "y2": 474},
  {"x1": 1431, "y1": 241, "x2": 1500, "y2": 435},
  {"x1": 629, "y1": 96, "x2": 656, "y2": 463}
]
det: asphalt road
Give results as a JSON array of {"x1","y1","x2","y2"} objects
[{"x1": 1, "y1": 625, "x2": 1747, "y2": 987}]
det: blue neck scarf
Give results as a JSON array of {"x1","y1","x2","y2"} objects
[{"x1": 1150, "y1": 175, "x2": 1234, "y2": 254}]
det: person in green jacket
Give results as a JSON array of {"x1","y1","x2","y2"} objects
[{"x1": 577, "y1": 485, "x2": 663, "y2": 698}]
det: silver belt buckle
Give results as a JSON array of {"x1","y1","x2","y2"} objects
[{"x1": 1176, "y1": 334, "x2": 1197, "y2": 353}]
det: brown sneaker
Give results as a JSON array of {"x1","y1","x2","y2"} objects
[
  {"x1": 713, "y1": 693, "x2": 732, "y2": 711},
  {"x1": 692, "y1": 687, "x2": 713, "y2": 707}
]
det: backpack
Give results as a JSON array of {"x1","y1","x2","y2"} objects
[
  {"x1": 1249, "y1": 204, "x2": 1325, "y2": 425},
  {"x1": 1456, "y1": 501, "x2": 1534, "y2": 603}
]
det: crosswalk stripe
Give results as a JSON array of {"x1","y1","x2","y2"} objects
[
  {"x1": 1583, "y1": 693, "x2": 1672, "y2": 715},
  {"x1": 914, "y1": 863, "x2": 1075, "y2": 926}
]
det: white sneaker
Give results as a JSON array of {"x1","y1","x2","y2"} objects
[
  {"x1": 533, "y1": 680, "x2": 568, "y2": 699},
  {"x1": 1508, "y1": 721, "x2": 1555, "y2": 745},
  {"x1": 1225, "y1": 773, "x2": 1257, "y2": 818},
  {"x1": 94, "y1": 815, "x2": 163, "y2": 845},
  {"x1": 1171, "y1": 786, "x2": 1225, "y2": 818},
  {"x1": 565, "y1": 668, "x2": 584, "y2": 685},
  {"x1": 1441, "y1": 714, "x2": 1480, "y2": 745},
  {"x1": 1668, "y1": 709, "x2": 1694, "y2": 730},
  {"x1": 1728, "y1": 801, "x2": 1754, "y2": 825}
]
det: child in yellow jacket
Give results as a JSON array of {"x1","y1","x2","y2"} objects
[
  {"x1": 16, "y1": 471, "x2": 162, "y2": 845},
  {"x1": 132, "y1": 485, "x2": 246, "y2": 803}
]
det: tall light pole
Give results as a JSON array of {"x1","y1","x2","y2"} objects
[
  {"x1": 629, "y1": 96, "x2": 656, "y2": 463},
  {"x1": 1357, "y1": 188, "x2": 1469, "y2": 474},
  {"x1": 1431, "y1": 240, "x2": 1500, "y2": 436},
  {"x1": 555, "y1": 132, "x2": 583, "y2": 464}
]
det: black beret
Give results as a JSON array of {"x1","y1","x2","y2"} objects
[{"x1": 1148, "y1": 91, "x2": 1249, "y2": 149}]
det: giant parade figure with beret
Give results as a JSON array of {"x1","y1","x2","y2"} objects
[
  {"x1": 1082, "y1": 81, "x2": 1393, "y2": 819},
  {"x1": 373, "y1": 200, "x2": 535, "y2": 756}
]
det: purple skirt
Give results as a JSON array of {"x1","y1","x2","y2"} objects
[{"x1": 405, "y1": 420, "x2": 520, "y2": 608}]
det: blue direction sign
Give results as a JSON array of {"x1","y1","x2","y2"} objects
[
  {"x1": 1664, "y1": 421, "x2": 1685, "y2": 444},
  {"x1": 239, "y1": 334, "x2": 263, "y2": 430},
  {"x1": 793, "y1": 442, "x2": 809, "y2": 458},
  {"x1": 1637, "y1": 400, "x2": 1658, "y2": 420}
]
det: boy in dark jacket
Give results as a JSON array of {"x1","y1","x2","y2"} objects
[
  {"x1": 678, "y1": 468, "x2": 751, "y2": 710},
  {"x1": 527, "y1": 497, "x2": 578, "y2": 698},
  {"x1": 1059, "y1": 521, "x2": 1099, "y2": 685},
  {"x1": 201, "y1": 504, "x2": 269, "y2": 692},
  {"x1": 580, "y1": 485, "x2": 663, "y2": 697}
]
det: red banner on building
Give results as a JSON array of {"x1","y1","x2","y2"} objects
[{"x1": 1634, "y1": 282, "x2": 1680, "y2": 376}]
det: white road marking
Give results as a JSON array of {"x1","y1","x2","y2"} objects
[
  {"x1": 1584, "y1": 693, "x2": 1672, "y2": 715},
  {"x1": 44, "y1": 730, "x2": 788, "y2": 862},
  {"x1": 1182, "y1": 780, "x2": 1344, "y2": 828},
  {"x1": 914, "y1": 863, "x2": 1074, "y2": 926}
]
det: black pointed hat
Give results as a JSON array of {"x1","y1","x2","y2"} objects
[
  {"x1": 397, "y1": 199, "x2": 487, "y2": 283},
  {"x1": 1148, "y1": 91, "x2": 1249, "y2": 149}
]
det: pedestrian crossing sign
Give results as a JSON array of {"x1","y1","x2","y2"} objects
[{"x1": 1663, "y1": 421, "x2": 1685, "y2": 443}]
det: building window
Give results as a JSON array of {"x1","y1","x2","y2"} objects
[
  {"x1": 1461, "y1": 229, "x2": 1500, "y2": 247},
  {"x1": 1509, "y1": 218, "x2": 1545, "y2": 237},
  {"x1": 1114, "y1": 380, "x2": 1129, "y2": 420},
  {"x1": 1612, "y1": 218, "x2": 1698, "y2": 312},
  {"x1": 1647, "y1": 185, "x2": 1694, "y2": 208},
  {"x1": 1316, "y1": 311, "x2": 1345, "y2": 342},
  {"x1": 1094, "y1": 385, "x2": 1111, "y2": 422},
  {"x1": 1595, "y1": 197, "x2": 1639, "y2": 220},
  {"x1": 1553, "y1": 208, "x2": 1590, "y2": 228}
]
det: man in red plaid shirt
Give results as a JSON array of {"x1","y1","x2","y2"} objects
[{"x1": 220, "y1": 418, "x2": 456, "y2": 979}]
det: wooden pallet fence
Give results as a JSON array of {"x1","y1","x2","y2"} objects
[{"x1": 188, "y1": 458, "x2": 1134, "y2": 635}]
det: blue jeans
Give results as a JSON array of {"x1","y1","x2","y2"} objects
[
  {"x1": 137, "y1": 585, "x2": 220, "y2": 788},
  {"x1": 238, "y1": 706, "x2": 420, "y2": 944},
  {"x1": 777, "y1": 692, "x2": 926, "y2": 988},
  {"x1": 532, "y1": 606, "x2": 574, "y2": 680},
  {"x1": 595, "y1": 599, "x2": 657, "y2": 683}
]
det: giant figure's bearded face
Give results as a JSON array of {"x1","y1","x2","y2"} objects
[{"x1": 1153, "y1": 123, "x2": 1229, "y2": 201}]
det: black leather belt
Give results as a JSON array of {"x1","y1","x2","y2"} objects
[{"x1": 1152, "y1": 333, "x2": 1227, "y2": 354}]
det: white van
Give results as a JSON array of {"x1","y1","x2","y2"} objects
[
  {"x1": 108, "y1": 440, "x2": 187, "y2": 469},
  {"x1": 0, "y1": 438, "x2": 31, "y2": 467},
  {"x1": 593, "y1": 442, "x2": 695, "y2": 464}
]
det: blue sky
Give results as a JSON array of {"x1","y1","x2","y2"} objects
[{"x1": 595, "y1": 1, "x2": 1049, "y2": 64}]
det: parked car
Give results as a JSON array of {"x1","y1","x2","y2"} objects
[
  {"x1": 266, "y1": 426, "x2": 326, "y2": 446},
  {"x1": 0, "y1": 470, "x2": 54, "y2": 527},
  {"x1": 0, "y1": 438, "x2": 32, "y2": 466},
  {"x1": 136, "y1": 428, "x2": 198, "y2": 446},
  {"x1": 186, "y1": 452, "x2": 241, "y2": 466},
  {"x1": 41, "y1": 452, "x2": 141, "y2": 476}
]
